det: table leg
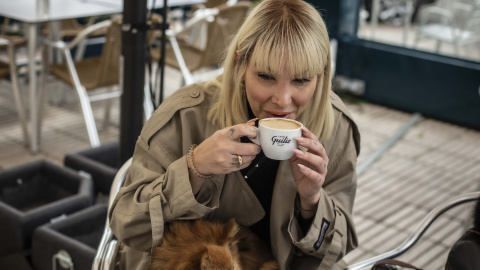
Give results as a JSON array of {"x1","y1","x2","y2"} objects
[
  {"x1": 27, "y1": 23, "x2": 39, "y2": 154},
  {"x1": 371, "y1": 0, "x2": 380, "y2": 39},
  {"x1": 403, "y1": 0, "x2": 414, "y2": 46}
]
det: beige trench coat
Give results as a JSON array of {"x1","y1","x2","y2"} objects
[{"x1": 109, "y1": 82, "x2": 361, "y2": 270}]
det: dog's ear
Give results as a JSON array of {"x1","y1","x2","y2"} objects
[{"x1": 225, "y1": 218, "x2": 239, "y2": 238}]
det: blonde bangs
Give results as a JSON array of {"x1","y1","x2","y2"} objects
[{"x1": 249, "y1": 22, "x2": 326, "y2": 79}]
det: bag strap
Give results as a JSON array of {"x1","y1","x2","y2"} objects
[{"x1": 372, "y1": 259, "x2": 423, "y2": 270}]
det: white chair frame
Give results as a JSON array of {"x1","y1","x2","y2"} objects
[{"x1": 39, "y1": 20, "x2": 121, "y2": 148}]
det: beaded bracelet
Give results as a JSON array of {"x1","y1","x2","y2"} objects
[{"x1": 187, "y1": 144, "x2": 215, "y2": 179}]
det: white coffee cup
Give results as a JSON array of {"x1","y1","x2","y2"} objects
[{"x1": 249, "y1": 118, "x2": 303, "y2": 160}]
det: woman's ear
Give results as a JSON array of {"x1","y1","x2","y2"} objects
[{"x1": 235, "y1": 51, "x2": 240, "y2": 64}]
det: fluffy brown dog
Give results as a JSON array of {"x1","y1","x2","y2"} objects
[{"x1": 149, "y1": 218, "x2": 279, "y2": 270}]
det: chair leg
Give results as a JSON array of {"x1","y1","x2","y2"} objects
[
  {"x1": 144, "y1": 82, "x2": 154, "y2": 120},
  {"x1": 102, "y1": 87, "x2": 113, "y2": 129},
  {"x1": 102, "y1": 99, "x2": 111, "y2": 129},
  {"x1": 62, "y1": 48, "x2": 101, "y2": 147},
  {"x1": 7, "y1": 42, "x2": 30, "y2": 147},
  {"x1": 77, "y1": 86, "x2": 101, "y2": 147},
  {"x1": 435, "y1": 40, "x2": 442, "y2": 53},
  {"x1": 476, "y1": 42, "x2": 480, "y2": 58},
  {"x1": 37, "y1": 44, "x2": 50, "y2": 146},
  {"x1": 413, "y1": 32, "x2": 421, "y2": 49},
  {"x1": 454, "y1": 42, "x2": 460, "y2": 57}
]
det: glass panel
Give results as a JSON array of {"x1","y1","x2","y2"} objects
[{"x1": 358, "y1": 0, "x2": 480, "y2": 62}]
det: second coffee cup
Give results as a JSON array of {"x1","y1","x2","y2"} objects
[{"x1": 249, "y1": 118, "x2": 303, "y2": 160}]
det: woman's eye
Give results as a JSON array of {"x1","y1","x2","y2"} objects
[
  {"x1": 258, "y1": 73, "x2": 274, "y2": 81},
  {"x1": 293, "y1": 78, "x2": 311, "y2": 84}
]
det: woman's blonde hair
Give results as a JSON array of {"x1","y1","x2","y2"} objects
[{"x1": 207, "y1": 0, "x2": 334, "y2": 140}]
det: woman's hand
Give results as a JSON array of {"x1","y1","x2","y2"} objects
[
  {"x1": 290, "y1": 127, "x2": 329, "y2": 216},
  {"x1": 192, "y1": 119, "x2": 261, "y2": 176}
]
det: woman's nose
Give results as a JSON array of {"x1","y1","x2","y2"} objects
[{"x1": 272, "y1": 84, "x2": 292, "y2": 107}]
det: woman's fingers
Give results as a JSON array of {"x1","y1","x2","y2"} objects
[
  {"x1": 231, "y1": 154, "x2": 256, "y2": 169},
  {"x1": 291, "y1": 126, "x2": 328, "y2": 181},
  {"x1": 295, "y1": 127, "x2": 328, "y2": 164},
  {"x1": 227, "y1": 121, "x2": 258, "y2": 141},
  {"x1": 193, "y1": 120, "x2": 260, "y2": 175},
  {"x1": 292, "y1": 148, "x2": 327, "y2": 174},
  {"x1": 297, "y1": 164, "x2": 324, "y2": 182}
]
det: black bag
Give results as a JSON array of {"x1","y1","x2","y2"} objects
[
  {"x1": 372, "y1": 259, "x2": 422, "y2": 270},
  {"x1": 445, "y1": 229, "x2": 480, "y2": 270},
  {"x1": 445, "y1": 197, "x2": 480, "y2": 270}
]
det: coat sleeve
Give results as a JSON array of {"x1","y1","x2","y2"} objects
[
  {"x1": 108, "y1": 86, "x2": 221, "y2": 252},
  {"x1": 287, "y1": 111, "x2": 359, "y2": 267}
]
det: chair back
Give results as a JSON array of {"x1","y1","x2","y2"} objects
[
  {"x1": 203, "y1": 0, "x2": 227, "y2": 8},
  {"x1": 0, "y1": 61, "x2": 8, "y2": 78},
  {"x1": 95, "y1": 17, "x2": 122, "y2": 89},
  {"x1": 200, "y1": 2, "x2": 251, "y2": 68}
]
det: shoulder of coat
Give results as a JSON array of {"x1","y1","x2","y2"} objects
[
  {"x1": 330, "y1": 91, "x2": 361, "y2": 155},
  {"x1": 330, "y1": 91, "x2": 354, "y2": 121},
  {"x1": 141, "y1": 83, "x2": 210, "y2": 143}
]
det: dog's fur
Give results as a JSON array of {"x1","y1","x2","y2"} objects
[{"x1": 149, "y1": 218, "x2": 279, "y2": 270}]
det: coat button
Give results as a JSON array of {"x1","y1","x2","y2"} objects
[{"x1": 190, "y1": 90, "x2": 200, "y2": 98}]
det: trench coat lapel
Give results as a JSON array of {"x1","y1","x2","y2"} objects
[{"x1": 271, "y1": 160, "x2": 297, "y2": 268}]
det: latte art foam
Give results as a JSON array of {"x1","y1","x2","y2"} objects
[{"x1": 260, "y1": 119, "x2": 301, "y2": 130}]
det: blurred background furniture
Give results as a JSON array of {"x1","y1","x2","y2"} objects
[
  {"x1": 64, "y1": 141, "x2": 120, "y2": 202},
  {"x1": 367, "y1": 0, "x2": 416, "y2": 45},
  {"x1": 0, "y1": 160, "x2": 94, "y2": 257},
  {"x1": 42, "y1": 17, "x2": 108, "y2": 61},
  {"x1": 39, "y1": 13, "x2": 166, "y2": 148},
  {"x1": 0, "y1": 35, "x2": 29, "y2": 147},
  {"x1": 170, "y1": 0, "x2": 232, "y2": 47},
  {"x1": 0, "y1": 0, "x2": 122, "y2": 153},
  {"x1": 39, "y1": 17, "x2": 122, "y2": 148},
  {"x1": 413, "y1": 0, "x2": 480, "y2": 56},
  {"x1": 32, "y1": 204, "x2": 108, "y2": 270},
  {"x1": 150, "y1": 1, "x2": 252, "y2": 86},
  {"x1": 0, "y1": 253, "x2": 33, "y2": 270}
]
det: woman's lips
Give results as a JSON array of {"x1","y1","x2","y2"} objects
[{"x1": 265, "y1": 111, "x2": 292, "y2": 118}]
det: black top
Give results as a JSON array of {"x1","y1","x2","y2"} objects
[{"x1": 240, "y1": 136, "x2": 279, "y2": 243}]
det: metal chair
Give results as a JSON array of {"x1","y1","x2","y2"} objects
[
  {"x1": 38, "y1": 17, "x2": 122, "y2": 148},
  {"x1": 413, "y1": 0, "x2": 480, "y2": 57},
  {"x1": 92, "y1": 157, "x2": 132, "y2": 270},
  {"x1": 150, "y1": 1, "x2": 252, "y2": 85},
  {"x1": 0, "y1": 36, "x2": 29, "y2": 147},
  {"x1": 42, "y1": 17, "x2": 107, "y2": 61},
  {"x1": 346, "y1": 191, "x2": 480, "y2": 270}
]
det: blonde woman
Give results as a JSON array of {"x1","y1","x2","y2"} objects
[{"x1": 110, "y1": 0, "x2": 360, "y2": 269}]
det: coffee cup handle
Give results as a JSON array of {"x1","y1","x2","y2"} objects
[{"x1": 249, "y1": 127, "x2": 260, "y2": 145}]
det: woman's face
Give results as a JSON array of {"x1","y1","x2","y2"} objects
[{"x1": 244, "y1": 61, "x2": 318, "y2": 120}]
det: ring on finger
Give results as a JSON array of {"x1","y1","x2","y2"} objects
[{"x1": 237, "y1": 155, "x2": 243, "y2": 166}]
